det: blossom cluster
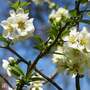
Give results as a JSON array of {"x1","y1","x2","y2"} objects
[
  {"x1": 0, "y1": 8, "x2": 35, "y2": 42},
  {"x1": 49, "y1": 7, "x2": 70, "y2": 22},
  {"x1": 52, "y1": 27, "x2": 90, "y2": 77},
  {"x1": 63, "y1": 27, "x2": 90, "y2": 52}
]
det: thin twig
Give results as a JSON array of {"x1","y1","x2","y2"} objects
[
  {"x1": 43, "y1": 71, "x2": 58, "y2": 84},
  {"x1": 35, "y1": 68, "x2": 62, "y2": 90},
  {"x1": 0, "y1": 74, "x2": 14, "y2": 89},
  {"x1": 5, "y1": 46, "x2": 28, "y2": 65}
]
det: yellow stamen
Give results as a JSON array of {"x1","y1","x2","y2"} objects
[{"x1": 18, "y1": 21, "x2": 25, "y2": 30}]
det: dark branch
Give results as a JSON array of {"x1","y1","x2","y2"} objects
[
  {"x1": 75, "y1": 74, "x2": 80, "y2": 90},
  {"x1": 0, "y1": 74, "x2": 14, "y2": 89},
  {"x1": 35, "y1": 68, "x2": 62, "y2": 90}
]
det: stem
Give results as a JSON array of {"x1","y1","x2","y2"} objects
[
  {"x1": 75, "y1": 1, "x2": 81, "y2": 90},
  {"x1": 75, "y1": 74, "x2": 80, "y2": 90},
  {"x1": 75, "y1": 0, "x2": 80, "y2": 31},
  {"x1": 35, "y1": 68, "x2": 62, "y2": 90}
]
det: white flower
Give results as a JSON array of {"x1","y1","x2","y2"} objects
[
  {"x1": 2, "y1": 59, "x2": 11, "y2": 76},
  {"x1": 0, "y1": 17, "x2": 16, "y2": 40},
  {"x1": 63, "y1": 27, "x2": 79, "y2": 48},
  {"x1": 31, "y1": 81, "x2": 43, "y2": 90},
  {"x1": 56, "y1": 7, "x2": 70, "y2": 18},
  {"x1": 78, "y1": 27, "x2": 90, "y2": 52},
  {"x1": 52, "y1": 45, "x2": 89, "y2": 76},
  {"x1": 0, "y1": 8, "x2": 35, "y2": 42},
  {"x1": 30, "y1": 74, "x2": 43, "y2": 90},
  {"x1": 49, "y1": 7, "x2": 70, "y2": 22},
  {"x1": 2, "y1": 57, "x2": 15, "y2": 76}
]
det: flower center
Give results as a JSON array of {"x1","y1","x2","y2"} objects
[
  {"x1": 7, "y1": 24, "x2": 13, "y2": 33},
  {"x1": 69, "y1": 36, "x2": 76, "y2": 44},
  {"x1": 80, "y1": 38, "x2": 88, "y2": 45},
  {"x1": 18, "y1": 21, "x2": 25, "y2": 30}
]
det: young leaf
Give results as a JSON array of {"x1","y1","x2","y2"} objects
[
  {"x1": 0, "y1": 35, "x2": 8, "y2": 43},
  {"x1": 33, "y1": 35, "x2": 46, "y2": 50},
  {"x1": 34, "y1": 35, "x2": 44, "y2": 43},
  {"x1": 30, "y1": 77, "x2": 45, "y2": 81},
  {"x1": 10, "y1": 1, "x2": 30, "y2": 10},
  {"x1": 10, "y1": 1, "x2": 20, "y2": 10},
  {"x1": 10, "y1": 65, "x2": 24, "y2": 77},
  {"x1": 20, "y1": 1, "x2": 30, "y2": 7}
]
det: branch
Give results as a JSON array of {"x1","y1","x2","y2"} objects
[
  {"x1": 75, "y1": 0, "x2": 80, "y2": 31},
  {"x1": 0, "y1": 74, "x2": 14, "y2": 89},
  {"x1": 75, "y1": 1, "x2": 80, "y2": 90},
  {"x1": 28, "y1": 23, "x2": 69, "y2": 73},
  {"x1": 35, "y1": 68, "x2": 62, "y2": 90},
  {"x1": 75, "y1": 74, "x2": 80, "y2": 90},
  {"x1": 43, "y1": 71, "x2": 58, "y2": 84},
  {"x1": 2, "y1": 46, "x2": 63, "y2": 90},
  {"x1": 5, "y1": 46, "x2": 28, "y2": 65}
]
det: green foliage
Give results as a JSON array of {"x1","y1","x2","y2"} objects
[{"x1": 11, "y1": 1, "x2": 30, "y2": 10}]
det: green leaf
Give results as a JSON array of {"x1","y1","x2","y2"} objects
[
  {"x1": 34, "y1": 44, "x2": 43, "y2": 51},
  {"x1": 11, "y1": 1, "x2": 30, "y2": 10},
  {"x1": 20, "y1": 2, "x2": 30, "y2": 7},
  {"x1": 11, "y1": 1, "x2": 20, "y2": 10},
  {"x1": 30, "y1": 77, "x2": 45, "y2": 81},
  {"x1": 61, "y1": 29, "x2": 70, "y2": 37},
  {"x1": 81, "y1": 19, "x2": 90, "y2": 24},
  {"x1": 10, "y1": 65, "x2": 24, "y2": 77},
  {"x1": 78, "y1": 0, "x2": 88, "y2": 4},
  {"x1": 69, "y1": 10, "x2": 77, "y2": 16},
  {"x1": 34, "y1": 35, "x2": 44, "y2": 43},
  {"x1": 0, "y1": 35, "x2": 8, "y2": 43},
  {"x1": 24, "y1": 9, "x2": 29, "y2": 13},
  {"x1": 34, "y1": 35, "x2": 46, "y2": 50}
]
